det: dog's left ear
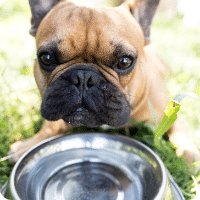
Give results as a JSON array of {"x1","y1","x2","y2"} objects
[
  {"x1": 122, "y1": 0, "x2": 160, "y2": 45},
  {"x1": 29, "y1": 0, "x2": 69, "y2": 37}
]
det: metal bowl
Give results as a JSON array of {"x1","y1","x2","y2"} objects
[{"x1": 1, "y1": 133, "x2": 184, "y2": 200}]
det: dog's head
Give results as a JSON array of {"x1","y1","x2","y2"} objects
[{"x1": 29, "y1": 0, "x2": 160, "y2": 127}]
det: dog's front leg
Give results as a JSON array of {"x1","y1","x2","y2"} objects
[
  {"x1": 168, "y1": 115, "x2": 200, "y2": 171},
  {"x1": 9, "y1": 119, "x2": 72, "y2": 162}
]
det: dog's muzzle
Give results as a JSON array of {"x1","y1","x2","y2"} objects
[{"x1": 41, "y1": 65, "x2": 131, "y2": 127}]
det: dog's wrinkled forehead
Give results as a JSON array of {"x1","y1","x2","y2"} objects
[{"x1": 36, "y1": 2, "x2": 144, "y2": 57}]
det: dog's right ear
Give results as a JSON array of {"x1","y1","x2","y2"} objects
[
  {"x1": 29, "y1": 0, "x2": 62, "y2": 37},
  {"x1": 122, "y1": 0, "x2": 160, "y2": 45}
]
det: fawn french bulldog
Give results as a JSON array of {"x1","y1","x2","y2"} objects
[{"x1": 10, "y1": 0, "x2": 200, "y2": 172}]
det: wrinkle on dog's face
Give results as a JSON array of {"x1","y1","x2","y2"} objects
[
  {"x1": 36, "y1": 3, "x2": 144, "y2": 59},
  {"x1": 35, "y1": 2, "x2": 147, "y2": 127}
]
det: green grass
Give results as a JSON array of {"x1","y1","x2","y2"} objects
[
  {"x1": 151, "y1": 13, "x2": 200, "y2": 133},
  {"x1": 0, "y1": 0, "x2": 200, "y2": 199}
]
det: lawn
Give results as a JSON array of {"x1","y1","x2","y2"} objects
[{"x1": 0, "y1": 0, "x2": 200, "y2": 199}]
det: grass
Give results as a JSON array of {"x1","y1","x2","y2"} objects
[{"x1": 0, "y1": 0, "x2": 200, "y2": 199}]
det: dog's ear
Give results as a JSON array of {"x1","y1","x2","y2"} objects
[
  {"x1": 29, "y1": 0, "x2": 63, "y2": 37},
  {"x1": 122, "y1": 0, "x2": 160, "y2": 45}
]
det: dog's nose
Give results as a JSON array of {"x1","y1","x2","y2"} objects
[{"x1": 71, "y1": 70, "x2": 100, "y2": 89}]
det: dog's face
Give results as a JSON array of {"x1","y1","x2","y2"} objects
[{"x1": 31, "y1": 0, "x2": 159, "y2": 127}]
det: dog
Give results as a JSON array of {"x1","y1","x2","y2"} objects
[{"x1": 9, "y1": 0, "x2": 200, "y2": 171}]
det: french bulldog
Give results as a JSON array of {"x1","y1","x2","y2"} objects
[{"x1": 10, "y1": 0, "x2": 200, "y2": 171}]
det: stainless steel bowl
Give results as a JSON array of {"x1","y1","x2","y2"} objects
[{"x1": 1, "y1": 133, "x2": 184, "y2": 200}]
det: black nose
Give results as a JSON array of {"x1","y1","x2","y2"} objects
[{"x1": 72, "y1": 70, "x2": 99, "y2": 89}]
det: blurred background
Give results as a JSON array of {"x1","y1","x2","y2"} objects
[{"x1": 0, "y1": 0, "x2": 200, "y2": 198}]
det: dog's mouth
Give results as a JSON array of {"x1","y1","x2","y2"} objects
[
  {"x1": 41, "y1": 66, "x2": 131, "y2": 127},
  {"x1": 62, "y1": 107, "x2": 102, "y2": 127}
]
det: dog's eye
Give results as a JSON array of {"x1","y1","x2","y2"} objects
[
  {"x1": 40, "y1": 53, "x2": 54, "y2": 66},
  {"x1": 113, "y1": 55, "x2": 137, "y2": 75},
  {"x1": 117, "y1": 57, "x2": 133, "y2": 69},
  {"x1": 38, "y1": 51, "x2": 58, "y2": 72}
]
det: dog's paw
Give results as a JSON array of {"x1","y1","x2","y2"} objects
[
  {"x1": 9, "y1": 140, "x2": 30, "y2": 163},
  {"x1": 175, "y1": 143, "x2": 200, "y2": 174}
]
